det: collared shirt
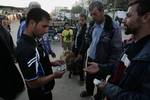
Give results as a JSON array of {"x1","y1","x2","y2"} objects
[{"x1": 87, "y1": 23, "x2": 104, "y2": 59}]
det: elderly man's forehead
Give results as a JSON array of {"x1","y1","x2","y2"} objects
[
  {"x1": 127, "y1": 7, "x2": 131, "y2": 13},
  {"x1": 127, "y1": 4, "x2": 137, "y2": 13},
  {"x1": 129, "y1": 0, "x2": 138, "y2": 3}
]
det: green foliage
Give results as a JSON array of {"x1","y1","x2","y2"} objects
[
  {"x1": 71, "y1": 5, "x2": 83, "y2": 14},
  {"x1": 108, "y1": 0, "x2": 128, "y2": 10}
]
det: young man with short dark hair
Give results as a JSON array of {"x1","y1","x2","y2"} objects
[{"x1": 16, "y1": 8, "x2": 65, "y2": 100}]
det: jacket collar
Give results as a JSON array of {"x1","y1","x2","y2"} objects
[{"x1": 133, "y1": 39, "x2": 150, "y2": 61}]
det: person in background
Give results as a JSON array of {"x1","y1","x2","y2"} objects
[
  {"x1": 0, "y1": 15, "x2": 16, "y2": 62},
  {"x1": 16, "y1": 8, "x2": 65, "y2": 100},
  {"x1": 1, "y1": 16, "x2": 11, "y2": 32},
  {"x1": 0, "y1": 15, "x2": 29, "y2": 100},
  {"x1": 72, "y1": 13, "x2": 87, "y2": 82},
  {"x1": 39, "y1": 33, "x2": 56, "y2": 58},
  {"x1": 61, "y1": 23, "x2": 73, "y2": 51},
  {"x1": 84, "y1": 0, "x2": 150, "y2": 99}
]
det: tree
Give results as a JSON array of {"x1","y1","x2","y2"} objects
[
  {"x1": 108, "y1": 0, "x2": 128, "y2": 10},
  {"x1": 71, "y1": 5, "x2": 83, "y2": 14}
]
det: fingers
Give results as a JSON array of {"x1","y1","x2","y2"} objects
[
  {"x1": 57, "y1": 60, "x2": 65, "y2": 64},
  {"x1": 87, "y1": 62, "x2": 92, "y2": 66},
  {"x1": 83, "y1": 68, "x2": 88, "y2": 72},
  {"x1": 53, "y1": 71, "x2": 65, "y2": 78},
  {"x1": 87, "y1": 62, "x2": 96, "y2": 65},
  {"x1": 97, "y1": 80, "x2": 107, "y2": 90},
  {"x1": 83, "y1": 62, "x2": 99, "y2": 74},
  {"x1": 87, "y1": 62, "x2": 98, "y2": 67},
  {"x1": 53, "y1": 60, "x2": 65, "y2": 65},
  {"x1": 83, "y1": 65, "x2": 94, "y2": 70}
]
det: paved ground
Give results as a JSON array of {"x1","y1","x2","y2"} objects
[{"x1": 10, "y1": 21, "x2": 94, "y2": 100}]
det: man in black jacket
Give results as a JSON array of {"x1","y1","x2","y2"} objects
[
  {"x1": 16, "y1": 8, "x2": 64, "y2": 100},
  {"x1": 72, "y1": 13, "x2": 87, "y2": 81},
  {"x1": 84, "y1": 0, "x2": 150, "y2": 99}
]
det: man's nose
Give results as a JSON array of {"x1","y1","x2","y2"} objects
[{"x1": 91, "y1": 16, "x2": 95, "y2": 20}]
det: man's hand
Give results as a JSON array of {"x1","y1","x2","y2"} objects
[
  {"x1": 97, "y1": 80, "x2": 107, "y2": 91},
  {"x1": 52, "y1": 60, "x2": 65, "y2": 66},
  {"x1": 53, "y1": 71, "x2": 65, "y2": 79},
  {"x1": 83, "y1": 62, "x2": 100, "y2": 74}
]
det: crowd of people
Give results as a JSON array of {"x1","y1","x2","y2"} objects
[{"x1": 0, "y1": 0, "x2": 150, "y2": 100}]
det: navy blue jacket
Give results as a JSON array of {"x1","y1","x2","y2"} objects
[{"x1": 103, "y1": 36, "x2": 150, "y2": 100}]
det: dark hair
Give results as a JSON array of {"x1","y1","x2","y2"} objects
[
  {"x1": 64, "y1": 22, "x2": 69, "y2": 26},
  {"x1": 26, "y1": 8, "x2": 50, "y2": 26},
  {"x1": 129, "y1": 0, "x2": 150, "y2": 16},
  {"x1": 79, "y1": 13, "x2": 87, "y2": 20},
  {"x1": 89, "y1": 1, "x2": 104, "y2": 12}
]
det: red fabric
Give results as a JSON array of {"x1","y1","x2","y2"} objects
[
  {"x1": 105, "y1": 62, "x2": 126, "y2": 100},
  {"x1": 110, "y1": 62, "x2": 126, "y2": 85}
]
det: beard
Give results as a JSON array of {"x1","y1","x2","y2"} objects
[
  {"x1": 36, "y1": 34, "x2": 44, "y2": 38},
  {"x1": 124, "y1": 25, "x2": 137, "y2": 35},
  {"x1": 32, "y1": 29, "x2": 43, "y2": 38}
]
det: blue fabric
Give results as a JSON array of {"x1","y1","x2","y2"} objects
[
  {"x1": 75, "y1": 26, "x2": 81, "y2": 48},
  {"x1": 38, "y1": 62, "x2": 45, "y2": 76},
  {"x1": 40, "y1": 33, "x2": 53, "y2": 56},
  {"x1": 17, "y1": 21, "x2": 26, "y2": 40},
  {"x1": 87, "y1": 23, "x2": 104, "y2": 59}
]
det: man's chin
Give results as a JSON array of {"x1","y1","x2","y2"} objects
[
  {"x1": 125, "y1": 29, "x2": 135, "y2": 35},
  {"x1": 37, "y1": 35, "x2": 43, "y2": 38},
  {"x1": 125, "y1": 31, "x2": 132, "y2": 35}
]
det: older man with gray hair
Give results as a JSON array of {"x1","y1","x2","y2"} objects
[{"x1": 80, "y1": 1, "x2": 122, "y2": 100}]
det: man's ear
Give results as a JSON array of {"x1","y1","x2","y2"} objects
[
  {"x1": 29, "y1": 20, "x2": 36, "y2": 27},
  {"x1": 142, "y1": 12, "x2": 150, "y2": 23}
]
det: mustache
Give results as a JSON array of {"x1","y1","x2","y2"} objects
[{"x1": 123, "y1": 23, "x2": 127, "y2": 28}]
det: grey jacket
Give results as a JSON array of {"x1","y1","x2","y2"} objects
[{"x1": 87, "y1": 15, "x2": 122, "y2": 65}]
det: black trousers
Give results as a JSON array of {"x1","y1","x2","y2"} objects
[
  {"x1": 28, "y1": 89, "x2": 52, "y2": 100},
  {"x1": 86, "y1": 73, "x2": 97, "y2": 95},
  {"x1": 85, "y1": 57, "x2": 107, "y2": 95},
  {"x1": 72, "y1": 48, "x2": 85, "y2": 80},
  {"x1": 76, "y1": 58, "x2": 84, "y2": 80}
]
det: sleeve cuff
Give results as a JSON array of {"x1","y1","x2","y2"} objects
[{"x1": 103, "y1": 83, "x2": 122, "y2": 98}]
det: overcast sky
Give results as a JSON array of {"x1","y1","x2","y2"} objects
[{"x1": 0, "y1": 0, "x2": 79, "y2": 12}]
